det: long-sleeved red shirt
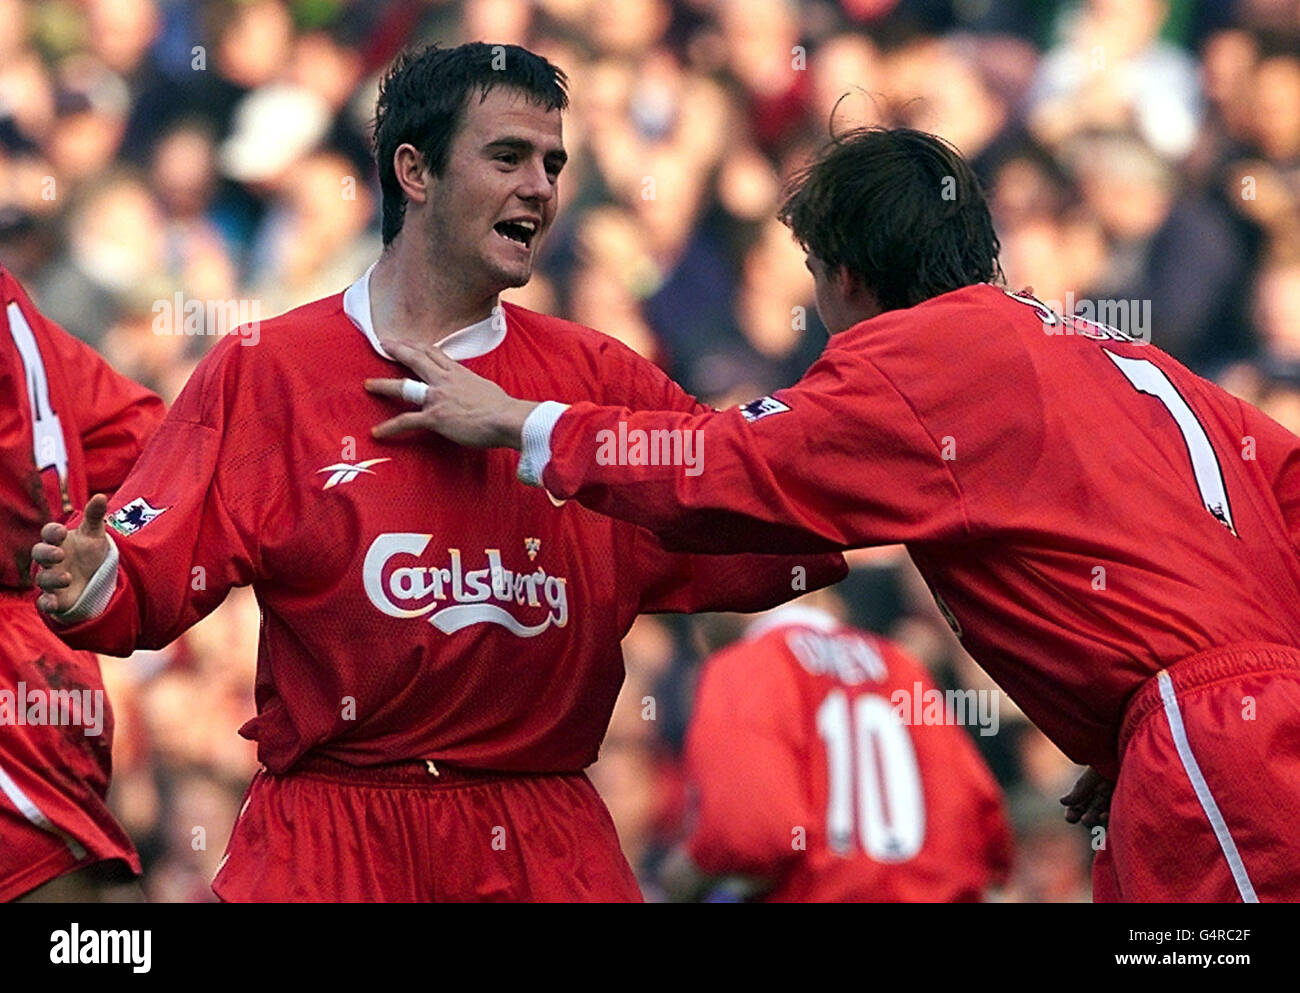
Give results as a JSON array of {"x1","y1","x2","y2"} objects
[
  {"x1": 685, "y1": 608, "x2": 1011, "y2": 901},
  {"x1": 2, "y1": 264, "x2": 162, "y2": 873},
  {"x1": 1, "y1": 266, "x2": 163, "y2": 590},
  {"x1": 538, "y1": 284, "x2": 1300, "y2": 778},
  {"x1": 51, "y1": 269, "x2": 846, "y2": 773}
]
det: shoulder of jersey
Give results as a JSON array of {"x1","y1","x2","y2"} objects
[
  {"x1": 261, "y1": 293, "x2": 349, "y2": 345},
  {"x1": 842, "y1": 283, "x2": 1009, "y2": 349},
  {"x1": 203, "y1": 293, "x2": 351, "y2": 363},
  {"x1": 501, "y1": 301, "x2": 642, "y2": 358}
]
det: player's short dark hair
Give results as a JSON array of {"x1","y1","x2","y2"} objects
[
  {"x1": 372, "y1": 42, "x2": 569, "y2": 246},
  {"x1": 778, "y1": 126, "x2": 1002, "y2": 312}
]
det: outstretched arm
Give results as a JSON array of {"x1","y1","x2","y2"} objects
[
  {"x1": 31, "y1": 336, "x2": 266, "y2": 655},
  {"x1": 367, "y1": 338, "x2": 970, "y2": 555}
]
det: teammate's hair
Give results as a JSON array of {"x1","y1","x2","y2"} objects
[
  {"x1": 372, "y1": 42, "x2": 569, "y2": 246},
  {"x1": 778, "y1": 126, "x2": 1003, "y2": 312}
]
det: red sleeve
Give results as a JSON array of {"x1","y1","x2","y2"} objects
[
  {"x1": 1, "y1": 267, "x2": 162, "y2": 589},
  {"x1": 546, "y1": 339, "x2": 970, "y2": 554},
  {"x1": 48, "y1": 336, "x2": 269, "y2": 655},
  {"x1": 684, "y1": 641, "x2": 810, "y2": 879},
  {"x1": 596, "y1": 335, "x2": 849, "y2": 609},
  {"x1": 633, "y1": 526, "x2": 847, "y2": 613},
  {"x1": 40, "y1": 318, "x2": 165, "y2": 494}
]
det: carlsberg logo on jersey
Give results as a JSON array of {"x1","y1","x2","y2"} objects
[{"x1": 364, "y1": 534, "x2": 568, "y2": 637}]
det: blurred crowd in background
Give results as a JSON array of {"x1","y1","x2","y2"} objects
[{"x1": 2, "y1": 0, "x2": 1299, "y2": 902}]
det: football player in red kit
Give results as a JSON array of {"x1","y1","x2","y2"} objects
[
  {"x1": 662, "y1": 599, "x2": 1011, "y2": 902},
  {"x1": 396, "y1": 126, "x2": 1300, "y2": 903},
  {"x1": 0, "y1": 266, "x2": 164, "y2": 901},
  {"x1": 30, "y1": 45, "x2": 844, "y2": 902}
]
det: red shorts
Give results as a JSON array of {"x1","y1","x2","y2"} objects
[
  {"x1": 212, "y1": 756, "x2": 643, "y2": 902},
  {"x1": 0, "y1": 597, "x2": 140, "y2": 901},
  {"x1": 1094, "y1": 642, "x2": 1300, "y2": 902}
]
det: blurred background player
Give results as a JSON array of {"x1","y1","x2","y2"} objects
[
  {"x1": 29, "y1": 44, "x2": 844, "y2": 902},
  {"x1": 0, "y1": 264, "x2": 163, "y2": 901},
  {"x1": 661, "y1": 594, "x2": 1011, "y2": 902}
]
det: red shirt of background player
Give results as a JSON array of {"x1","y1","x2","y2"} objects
[
  {"x1": 683, "y1": 606, "x2": 1011, "y2": 902},
  {"x1": 0, "y1": 266, "x2": 164, "y2": 900}
]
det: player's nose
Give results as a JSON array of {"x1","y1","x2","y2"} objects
[{"x1": 515, "y1": 160, "x2": 555, "y2": 205}]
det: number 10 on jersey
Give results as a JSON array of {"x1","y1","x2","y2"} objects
[{"x1": 816, "y1": 689, "x2": 926, "y2": 862}]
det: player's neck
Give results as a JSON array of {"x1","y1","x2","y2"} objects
[{"x1": 369, "y1": 244, "x2": 498, "y2": 346}]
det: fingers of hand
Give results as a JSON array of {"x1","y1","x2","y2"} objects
[
  {"x1": 40, "y1": 522, "x2": 67, "y2": 545},
  {"x1": 389, "y1": 339, "x2": 453, "y2": 369},
  {"x1": 1059, "y1": 782, "x2": 1091, "y2": 808},
  {"x1": 371, "y1": 410, "x2": 431, "y2": 440},
  {"x1": 1086, "y1": 784, "x2": 1113, "y2": 827},
  {"x1": 36, "y1": 568, "x2": 71, "y2": 592},
  {"x1": 365, "y1": 378, "x2": 413, "y2": 402},
  {"x1": 37, "y1": 593, "x2": 60, "y2": 614},
  {"x1": 1061, "y1": 775, "x2": 1112, "y2": 827},
  {"x1": 83, "y1": 494, "x2": 108, "y2": 533},
  {"x1": 32, "y1": 542, "x2": 64, "y2": 567},
  {"x1": 1059, "y1": 767, "x2": 1102, "y2": 802},
  {"x1": 383, "y1": 340, "x2": 454, "y2": 382}
]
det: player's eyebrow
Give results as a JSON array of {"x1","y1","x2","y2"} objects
[{"x1": 485, "y1": 136, "x2": 568, "y2": 172}]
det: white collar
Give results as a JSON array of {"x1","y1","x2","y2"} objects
[
  {"x1": 342, "y1": 262, "x2": 507, "y2": 362},
  {"x1": 745, "y1": 605, "x2": 841, "y2": 641}
]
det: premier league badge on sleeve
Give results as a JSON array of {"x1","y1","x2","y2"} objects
[
  {"x1": 108, "y1": 497, "x2": 169, "y2": 536},
  {"x1": 740, "y1": 395, "x2": 791, "y2": 422}
]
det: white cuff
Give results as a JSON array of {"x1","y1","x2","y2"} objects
[
  {"x1": 52, "y1": 535, "x2": 119, "y2": 625},
  {"x1": 517, "y1": 401, "x2": 569, "y2": 487}
]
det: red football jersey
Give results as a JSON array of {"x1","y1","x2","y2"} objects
[
  {"x1": 52, "y1": 268, "x2": 846, "y2": 774},
  {"x1": 684, "y1": 608, "x2": 1011, "y2": 902},
  {"x1": 1, "y1": 264, "x2": 163, "y2": 883},
  {"x1": 541, "y1": 284, "x2": 1300, "y2": 779},
  {"x1": 1, "y1": 267, "x2": 163, "y2": 590}
]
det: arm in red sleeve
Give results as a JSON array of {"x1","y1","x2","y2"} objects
[
  {"x1": 2, "y1": 266, "x2": 162, "y2": 589},
  {"x1": 41, "y1": 319, "x2": 165, "y2": 494},
  {"x1": 544, "y1": 343, "x2": 970, "y2": 554},
  {"x1": 48, "y1": 336, "x2": 269, "y2": 655},
  {"x1": 949, "y1": 723, "x2": 1014, "y2": 889},
  {"x1": 595, "y1": 333, "x2": 849, "y2": 611},
  {"x1": 633, "y1": 526, "x2": 847, "y2": 613}
]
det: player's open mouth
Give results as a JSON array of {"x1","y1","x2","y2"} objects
[{"x1": 494, "y1": 219, "x2": 538, "y2": 250}]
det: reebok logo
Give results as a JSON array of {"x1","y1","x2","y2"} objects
[{"x1": 317, "y1": 458, "x2": 391, "y2": 489}]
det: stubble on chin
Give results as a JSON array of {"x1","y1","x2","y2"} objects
[{"x1": 487, "y1": 256, "x2": 533, "y2": 290}]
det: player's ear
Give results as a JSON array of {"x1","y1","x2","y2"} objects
[
  {"x1": 835, "y1": 265, "x2": 883, "y2": 320},
  {"x1": 832, "y1": 263, "x2": 861, "y2": 298},
  {"x1": 393, "y1": 143, "x2": 431, "y2": 206}
]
